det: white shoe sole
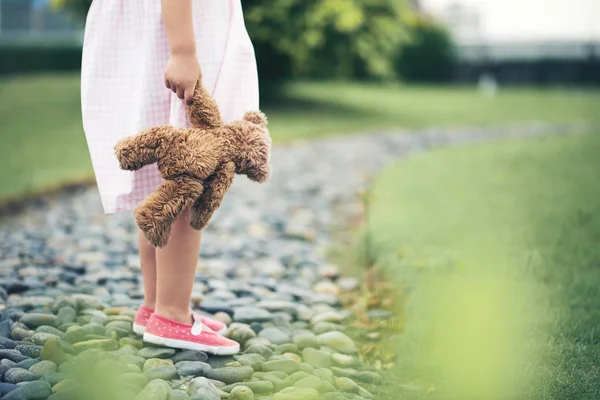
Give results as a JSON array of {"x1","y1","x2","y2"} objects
[
  {"x1": 133, "y1": 323, "x2": 227, "y2": 336},
  {"x1": 142, "y1": 332, "x2": 239, "y2": 355},
  {"x1": 133, "y1": 323, "x2": 145, "y2": 336}
]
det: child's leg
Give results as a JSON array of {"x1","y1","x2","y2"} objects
[
  {"x1": 154, "y1": 211, "x2": 201, "y2": 325},
  {"x1": 138, "y1": 229, "x2": 157, "y2": 309}
]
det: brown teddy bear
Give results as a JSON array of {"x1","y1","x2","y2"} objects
[{"x1": 114, "y1": 82, "x2": 271, "y2": 248}]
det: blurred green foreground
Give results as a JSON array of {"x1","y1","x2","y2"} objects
[{"x1": 360, "y1": 131, "x2": 600, "y2": 399}]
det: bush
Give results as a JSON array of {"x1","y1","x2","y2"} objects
[
  {"x1": 0, "y1": 39, "x2": 83, "y2": 76},
  {"x1": 396, "y1": 20, "x2": 457, "y2": 83}
]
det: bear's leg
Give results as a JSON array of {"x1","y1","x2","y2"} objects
[
  {"x1": 190, "y1": 162, "x2": 236, "y2": 231},
  {"x1": 134, "y1": 177, "x2": 204, "y2": 247}
]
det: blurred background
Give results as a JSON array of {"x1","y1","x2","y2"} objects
[
  {"x1": 0, "y1": 0, "x2": 599, "y2": 200},
  {"x1": 1, "y1": 1, "x2": 600, "y2": 399}
]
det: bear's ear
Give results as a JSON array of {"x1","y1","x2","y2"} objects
[{"x1": 243, "y1": 111, "x2": 267, "y2": 128}]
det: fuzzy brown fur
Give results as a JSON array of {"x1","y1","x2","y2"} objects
[{"x1": 114, "y1": 82, "x2": 271, "y2": 247}]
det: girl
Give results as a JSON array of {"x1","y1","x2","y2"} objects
[{"x1": 81, "y1": 0, "x2": 259, "y2": 355}]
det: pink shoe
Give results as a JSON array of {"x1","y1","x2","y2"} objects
[
  {"x1": 132, "y1": 305, "x2": 227, "y2": 336},
  {"x1": 143, "y1": 313, "x2": 240, "y2": 355}
]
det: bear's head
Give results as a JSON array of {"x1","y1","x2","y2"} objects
[{"x1": 229, "y1": 111, "x2": 271, "y2": 183}]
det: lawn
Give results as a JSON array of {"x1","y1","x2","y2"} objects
[
  {"x1": 1, "y1": 73, "x2": 599, "y2": 201},
  {"x1": 349, "y1": 131, "x2": 600, "y2": 399}
]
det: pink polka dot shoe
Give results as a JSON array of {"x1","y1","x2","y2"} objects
[
  {"x1": 132, "y1": 305, "x2": 227, "y2": 336},
  {"x1": 142, "y1": 313, "x2": 240, "y2": 355}
]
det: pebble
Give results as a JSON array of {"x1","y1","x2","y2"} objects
[
  {"x1": 262, "y1": 359, "x2": 299, "y2": 375},
  {"x1": 16, "y1": 359, "x2": 39, "y2": 370},
  {"x1": 0, "y1": 319, "x2": 11, "y2": 338},
  {"x1": 20, "y1": 313, "x2": 59, "y2": 329},
  {"x1": 273, "y1": 387, "x2": 320, "y2": 400},
  {"x1": 229, "y1": 385, "x2": 254, "y2": 400},
  {"x1": 292, "y1": 331, "x2": 320, "y2": 350},
  {"x1": 204, "y1": 366, "x2": 254, "y2": 385},
  {"x1": 138, "y1": 347, "x2": 176, "y2": 359},
  {"x1": 133, "y1": 379, "x2": 171, "y2": 400},
  {"x1": 243, "y1": 344, "x2": 274, "y2": 359},
  {"x1": 72, "y1": 339, "x2": 119, "y2": 353},
  {"x1": 302, "y1": 348, "x2": 332, "y2": 369},
  {"x1": 4, "y1": 368, "x2": 38, "y2": 384},
  {"x1": 318, "y1": 331, "x2": 357, "y2": 354},
  {"x1": 143, "y1": 358, "x2": 174, "y2": 372},
  {"x1": 144, "y1": 365, "x2": 178, "y2": 381},
  {"x1": 175, "y1": 361, "x2": 211, "y2": 377},
  {"x1": 233, "y1": 307, "x2": 273, "y2": 324},
  {"x1": 15, "y1": 345, "x2": 41, "y2": 359},
  {"x1": 0, "y1": 349, "x2": 29, "y2": 363},
  {"x1": 28, "y1": 360, "x2": 57, "y2": 376},
  {"x1": 258, "y1": 327, "x2": 290, "y2": 345},
  {"x1": 223, "y1": 381, "x2": 273, "y2": 394},
  {"x1": 0, "y1": 381, "x2": 51, "y2": 400}
]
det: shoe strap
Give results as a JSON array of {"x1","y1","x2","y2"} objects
[{"x1": 191, "y1": 313, "x2": 203, "y2": 336}]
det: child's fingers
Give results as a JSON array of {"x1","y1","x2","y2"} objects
[
  {"x1": 184, "y1": 85, "x2": 195, "y2": 105},
  {"x1": 176, "y1": 87, "x2": 185, "y2": 100},
  {"x1": 165, "y1": 77, "x2": 171, "y2": 90}
]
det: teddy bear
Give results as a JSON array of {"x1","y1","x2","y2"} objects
[{"x1": 114, "y1": 82, "x2": 271, "y2": 248}]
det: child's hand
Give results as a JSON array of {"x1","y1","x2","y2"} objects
[{"x1": 164, "y1": 53, "x2": 201, "y2": 105}]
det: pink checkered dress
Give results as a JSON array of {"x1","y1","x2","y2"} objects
[{"x1": 81, "y1": 0, "x2": 259, "y2": 214}]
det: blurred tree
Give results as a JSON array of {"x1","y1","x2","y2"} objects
[
  {"x1": 396, "y1": 15, "x2": 457, "y2": 83},
  {"x1": 244, "y1": 0, "x2": 411, "y2": 81}
]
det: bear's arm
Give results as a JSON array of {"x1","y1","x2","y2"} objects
[
  {"x1": 189, "y1": 161, "x2": 236, "y2": 231},
  {"x1": 114, "y1": 125, "x2": 172, "y2": 171}
]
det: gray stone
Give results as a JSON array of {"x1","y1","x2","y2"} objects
[
  {"x1": 28, "y1": 360, "x2": 57, "y2": 376},
  {"x1": 318, "y1": 331, "x2": 357, "y2": 354},
  {"x1": 0, "y1": 349, "x2": 29, "y2": 363},
  {"x1": 273, "y1": 387, "x2": 320, "y2": 400},
  {"x1": 175, "y1": 361, "x2": 211, "y2": 377},
  {"x1": 72, "y1": 339, "x2": 119, "y2": 353},
  {"x1": 204, "y1": 366, "x2": 254, "y2": 385},
  {"x1": 138, "y1": 347, "x2": 177, "y2": 359},
  {"x1": 168, "y1": 389, "x2": 190, "y2": 400},
  {"x1": 1, "y1": 381, "x2": 51, "y2": 400},
  {"x1": 233, "y1": 307, "x2": 273, "y2": 324},
  {"x1": 4, "y1": 368, "x2": 38, "y2": 383},
  {"x1": 15, "y1": 359, "x2": 39, "y2": 370},
  {"x1": 228, "y1": 385, "x2": 254, "y2": 400},
  {"x1": 228, "y1": 325, "x2": 257, "y2": 347},
  {"x1": 261, "y1": 359, "x2": 299, "y2": 375},
  {"x1": 334, "y1": 377, "x2": 359, "y2": 393},
  {"x1": 31, "y1": 332, "x2": 61, "y2": 346},
  {"x1": 188, "y1": 377, "x2": 221, "y2": 400},
  {"x1": 14, "y1": 345, "x2": 41, "y2": 359},
  {"x1": 144, "y1": 365, "x2": 178, "y2": 381},
  {"x1": 243, "y1": 344, "x2": 274, "y2": 359},
  {"x1": 292, "y1": 331, "x2": 319, "y2": 350},
  {"x1": 133, "y1": 379, "x2": 171, "y2": 400},
  {"x1": 223, "y1": 381, "x2": 273, "y2": 394},
  {"x1": 171, "y1": 349, "x2": 208, "y2": 363},
  {"x1": 56, "y1": 307, "x2": 77, "y2": 325},
  {"x1": 331, "y1": 353, "x2": 358, "y2": 368},
  {"x1": 258, "y1": 327, "x2": 290, "y2": 345},
  {"x1": 234, "y1": 353, "x2": 265, "y2": 371},
  {"x1": 302, "y1": 348, "x2": 332, "y2": 368},
  {"x1": 20, "y1": 313, "x2": 59, "y2": 329}
]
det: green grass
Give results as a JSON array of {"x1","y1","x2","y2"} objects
[
  {"x1": 1, "y1": 73, "x2": 599, "y2": 200},
  {"x1": 352, "y1": 132, "x2": 600, "y2": 399}
]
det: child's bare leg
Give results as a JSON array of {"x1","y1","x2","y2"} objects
[
  {"x1": 154, "y1": 211, "x2": 201, "y2": 325},
  {"x1": 138, "y1": 229, "x2": 157, "y2": 309}
]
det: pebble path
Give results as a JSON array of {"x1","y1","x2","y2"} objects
[{"x1": 0, "y1": 124, "x2": 585, "y2": 400}]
